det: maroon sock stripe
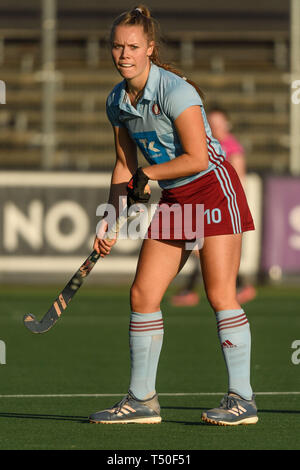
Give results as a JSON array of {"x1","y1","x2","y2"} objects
[
  {"x1": 130, "y1": 319, "x2": 164, "y2": 333},
  {"x1": 218, "y1": 317, "x2": 248, "y2": 330},
  {"x1": 130, "y1": 326, "x2": 164, "y2": 333},
  {"x1": 217, "y1": 313, "x2": 248, "y2": 332},
  {"x1": 217, "y1": 313, "x2": 246, "y2": 327},
  {"x1": 218, "y1": 319, "x2": 249, "y2": 332},
  {"x1": 130, "y1": 320, "x2": 163, "y2": 326},
  {"x1": 130, "y1": 320, "x2": 164, "y2": 328},
  {"x1": 218, "y1": 315, "x2": 248, "y2": 331}
]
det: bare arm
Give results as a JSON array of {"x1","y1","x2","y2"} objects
[
  {"x1": 94, "y1": 125, "x2": 138, "y2": 255},
  {"x1": 142, "y1": 106, "x2": 209, "y2": 181},
  {"x1": 108, "y1": 126, "x2": 138, "y2": 212}
]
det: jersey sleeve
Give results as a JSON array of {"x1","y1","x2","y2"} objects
[
  {"x1": 163, "y1": 80, "x2": 203, "y2": 121},
  {"x1": 106, "y1": 95, "x2": 125, "y2": 128}
]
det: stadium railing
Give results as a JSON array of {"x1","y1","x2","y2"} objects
[
  {"x1": 0, "y1": 28, "x2": 289, "y2": 70},
  {"x1": 0, "y1": 28, "x2": 290, "y2": 171}
]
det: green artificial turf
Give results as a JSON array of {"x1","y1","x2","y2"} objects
[{"x1": 0, "y1": 284, "x2": 299, "y2": 450}]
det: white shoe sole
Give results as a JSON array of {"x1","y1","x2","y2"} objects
[
  {"x1": 202, "y1": 413, "x2": 258, "y2": 426},
  {"x1": 89, "y1": 416, "x2": 162, "y2": 424}
]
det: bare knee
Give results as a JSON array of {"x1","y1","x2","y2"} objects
[
  {"x1": 205, "y1": 285, "x2": 240, "y2": 312},
  {"x1": 130, "y1": 283, "x2": 161, "y2": 313}
]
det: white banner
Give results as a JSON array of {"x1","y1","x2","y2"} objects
[
  {"x1": 0, "y1": 171, "x2": 262, "y2": 280},
  {"x1": 239, "y1": 173, "x2": 262, "y2": 277}
]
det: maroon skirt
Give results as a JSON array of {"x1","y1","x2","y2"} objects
[{"x1": 147, "y1": 161, "x2": 255, "y2": 240}]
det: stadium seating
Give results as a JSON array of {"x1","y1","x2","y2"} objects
[{"x1": 0, "y1": 24, "x2": 290, "y2": 171}]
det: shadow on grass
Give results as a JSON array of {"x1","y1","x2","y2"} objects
[
  {"x1": 161, "y1": 406, "x2": 207, "y2": 411},
  {"x1": 0, "y1": 407, "x2": 298, "y2": 426},
  {"x1": 161, "y1": 406, "x2": 300, "y2": 426},
  {"x1": 0, "y1": 412, "x2": 88, "y2": 423},
  {"x1": 162, "y1": 406, "x2": 300, "y2": 414}
]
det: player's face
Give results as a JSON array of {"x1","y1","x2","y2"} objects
[
  {"x1": 208, "y1": 112, "x2": 229, "y2": 141},
  {"x1": 111, "y1": 25, "x2": 154, "y2": 84}
]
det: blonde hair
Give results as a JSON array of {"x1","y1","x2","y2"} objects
[{"x1": 110, "y1": 4, "x2": 205, "y2": 100}]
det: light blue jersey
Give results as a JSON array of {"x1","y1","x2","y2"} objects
[{"x1": 106, "y1": 63, "x2": 225, "y2": 189}]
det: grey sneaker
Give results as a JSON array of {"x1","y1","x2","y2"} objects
[
  {"x1": 89, "y1": 391, "x2": 162, "y2": 424},
  {"x1": 202, "y1": 393, "x2": 258, "y2": 426}
]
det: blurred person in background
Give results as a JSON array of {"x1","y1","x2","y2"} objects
[{"x1": 171, "y1": 106, "x2": 257, "y2": 306}]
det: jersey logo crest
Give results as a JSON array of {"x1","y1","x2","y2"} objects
[{"x1": 152, "y1": 103, "x2": 161, "y2": 116}]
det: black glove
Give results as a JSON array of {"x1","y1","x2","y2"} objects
[{"x1": 127, "y1": 167, "x2": 151, "y2": 209}]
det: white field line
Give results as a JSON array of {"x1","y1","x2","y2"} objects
[{"x1": 0, "y1": 392, "x2": 299, "y2": 398}]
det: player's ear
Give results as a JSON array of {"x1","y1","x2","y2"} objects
[{"x1": 147, "y1": 41, "x2": 154, "y2": 57}]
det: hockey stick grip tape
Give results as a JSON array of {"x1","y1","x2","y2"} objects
[{"x1": 104, "y1": 206, "x2": 132, "y2": 241}]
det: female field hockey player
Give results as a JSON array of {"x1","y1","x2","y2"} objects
[{"x1": 89, "y1": 5, "x2": 258, "y2": 426}]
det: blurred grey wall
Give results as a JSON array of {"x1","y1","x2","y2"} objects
[{"x1": 0, "y1": 0, "x2": 289, "y2": 32}]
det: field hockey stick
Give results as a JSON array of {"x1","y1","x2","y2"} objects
[{"x1": 23, "y1": 207, "x2": 130, "y2": 334}]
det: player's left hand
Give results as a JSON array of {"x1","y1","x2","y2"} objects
[
  {"x1": 127, "y1": 167, "x2": 151, "y2": 208},
  {"x1": 93, "y1": 219, "x2": 117, "y2": 257}
]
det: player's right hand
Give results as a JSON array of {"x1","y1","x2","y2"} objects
[
  {"x1": 93, "y1": 219, "x2": 117, "y2": 257},
  {"x1": 127, "y1": 167, "x2": 151, "y2": 208}
]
